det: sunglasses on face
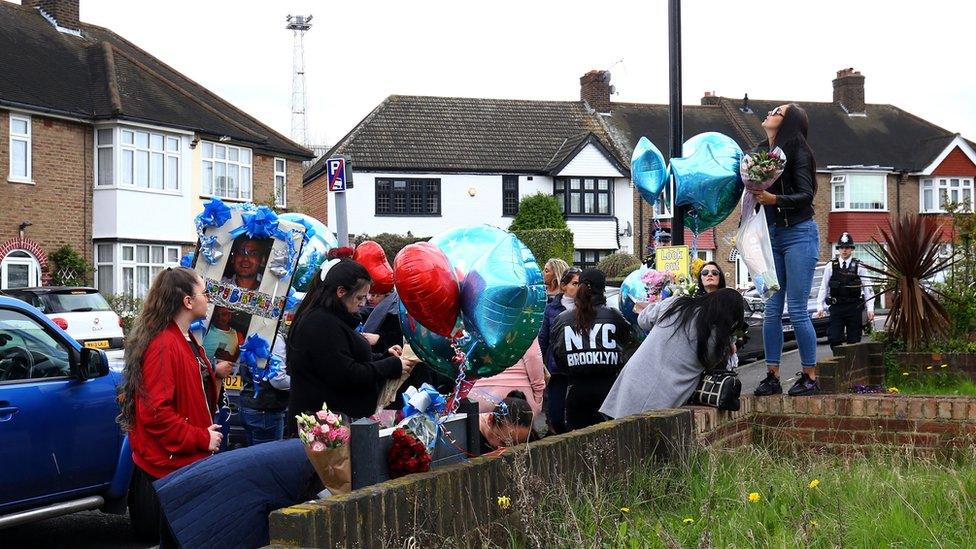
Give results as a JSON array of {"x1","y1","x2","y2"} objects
[
  {"x1": 701, "y1": 269, "x2": 721, "y2": 276},
  {"x1": 768, "y1": 107, "x2": 784, "y2": 118}
]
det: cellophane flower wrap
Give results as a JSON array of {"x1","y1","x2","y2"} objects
[
  {"x1": 296, "y1": 404, "x2": 351, "y2": 495},
  {"x1": 669, "y1": 274, "x2": 699, "y2": 297},
  {"x1": 641, "y1": 270, "x2": 671, "y2": 302},
  {"x1": 388, "y1": 427, "x2": 431, "y2": 479},
  {"x1": 740, "y1": 147, "x2": 786, "y2": 192}
]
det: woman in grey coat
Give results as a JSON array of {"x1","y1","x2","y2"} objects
[{"x1": 600, "y1": 288, "x2": 747, "y2": 418}]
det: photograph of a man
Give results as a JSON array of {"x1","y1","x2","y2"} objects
[
  {"x1": 221, "y1": 236, "x2": 273, "y2": 290},
  {"x1": 203, "y1": 305, "x2": 246, "y2": 362}
]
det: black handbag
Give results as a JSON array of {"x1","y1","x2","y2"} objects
[{"x1": 690, "y1": 370, "x2": 742, "y2": 411}]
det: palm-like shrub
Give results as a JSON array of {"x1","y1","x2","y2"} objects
[{"x1": 864, "y1": 215, "x2": 954, "y2": 351}]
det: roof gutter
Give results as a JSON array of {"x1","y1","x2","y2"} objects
[{"x1": 0, "y1": 99, "x2": 90, "y2": 123}]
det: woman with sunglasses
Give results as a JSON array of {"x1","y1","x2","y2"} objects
[
  {"x1": 117, "y1": 267, "x2": 233, "y2": 545},
  {"x1": 285, "y1": 259, "x2": 418, "y2": 433},
  {"x1": 695, "y1": 261, "x2": 727, "y2": 296},
  {"x1": 537, "y1": 266, "x2": 581, "y2": 433},
  {"x1": 749, "y1": 104, "x2": 821, "y2": 397}
]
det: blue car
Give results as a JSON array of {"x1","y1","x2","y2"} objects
[{"x1": 0, "y1": 296, "x2": 151, "y2": 536}]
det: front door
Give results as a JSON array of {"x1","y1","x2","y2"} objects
[{"x1": 1, "y1": 250, "x2": 41, "y2": 290}]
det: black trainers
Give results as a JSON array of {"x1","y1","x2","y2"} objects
[
  {"x1": 754, "y1": 371, "x2": 782, "y2": 396},
  {"x1": 788, "y1": 372, "x2": 820, "y2": 396}
]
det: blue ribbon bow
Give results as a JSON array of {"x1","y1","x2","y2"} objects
[
  {"x1": 230, "y1": 206, "x2": 287, "y2": 240},
  {"x1": 284, "y1": 287, "x2": 299, "y2": 312},
  {"x1": 195, "y1": 198, "x2": 232, "y2": 234},
  {"x1": 199, "y1": 234, "x2": 223, "y2": 265},
  {"x1": 179, "y1": 251, "x2": 195, "y2": 268},
  {"x1": 189, "y1": 318, "x2": 207, "y2": 335},
  {"x1": 402, "y1": 383, "x2": 447, "y2": 419},
  {"x1": 238, "y1": 333, "x2": 271, "y2": 370}
]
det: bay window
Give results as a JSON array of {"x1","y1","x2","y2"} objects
[
  {"x1": 202, "y1": 142, "x2": 252, "y2": 200},
  {"x1": 95, "y1": 242, "x2": 181, "y2": 299},
  {"x1": 920, "y1": 177, "x2": 973, "y2": 213},
  {"x1": 831, "y1": 172, "x2": 887, "y2": 211},
  {"x1": 96, "y1": 126, "x2": 182, "y2": 189}
]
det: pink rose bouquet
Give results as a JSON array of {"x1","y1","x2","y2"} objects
[
  {"x1": 641, "y1": 269, "x2": 671, "y2": 302},
  {"x1": 740, "y1": 147, "x2": 786, "y2": 191},
  {"x1": 297, "y1": 403, "x2": 351, "y2": 495}
]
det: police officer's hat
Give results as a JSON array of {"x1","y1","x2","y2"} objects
[
  {"x1": 654, "y1": 229, "x2": 672, "y2": 244},
  {"x1": 836, "y1": 232, "x2": 855, "y2": 249}
]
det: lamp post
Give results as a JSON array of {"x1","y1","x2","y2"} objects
[{"x1": 668, "y1": 0, "x2": 685, "y2": 245}]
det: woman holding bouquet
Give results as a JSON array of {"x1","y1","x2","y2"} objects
[
  {"x1": 286, "y1": 259, "x2": 418, "y2": 433},
  {"x1": 117, "y1": 267, "x2": 232, "y2": 546},
  {"x1": 749, "y1": 104, "x2": 821, "y2": 397}
]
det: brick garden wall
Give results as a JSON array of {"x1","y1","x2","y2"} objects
[{"x1": 269, "y1": 410, "x2": 692, "y2": 548}]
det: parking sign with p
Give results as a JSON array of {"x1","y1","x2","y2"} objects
[{"x1": 327, "y1": 157, "x2": 346, "y2": 192}]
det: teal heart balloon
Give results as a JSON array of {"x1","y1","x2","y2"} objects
[
  {"x1": 631, "y1": 136, "x2": 669, "y2": 206},
  {"x1": 671, "y1": 132, "x2": 744, "y2": 234}
]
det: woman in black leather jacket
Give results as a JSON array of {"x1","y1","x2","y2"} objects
[
  {"x1": 549, "y1": 268, "x2": 633, "y2": 430},
  {"x1": 749, "y1": 104, "x2": 822, "y2": 398}
]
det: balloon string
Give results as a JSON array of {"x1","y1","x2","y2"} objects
[{"x1": 691, "y1": 233, "x2": 699, "y2": 258}]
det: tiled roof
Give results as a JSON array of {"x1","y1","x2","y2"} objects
[
  {"x1": 0, "y1": 1, "x2": 311, "y2": 158},
  {"x1": 305, "y1": 95, "x2": 623, "y2": 182}
]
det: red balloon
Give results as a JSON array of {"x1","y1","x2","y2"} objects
[
  {"x1": 394, "y1": 242, "x2": 459, "y2": 337},
  {"x1": 353, "y1": 241, "x2": 394, "y2": 294}
]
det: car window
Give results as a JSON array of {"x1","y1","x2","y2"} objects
[
  {"x1": 0, "y1": 309, "x2": 72, "y2": 382},
  {"x1": 40, "y1": 291, "x2": 112, "y2": 313},
  {"x1": 4, "y1": 291, "x2": 46, "y2": 312}
]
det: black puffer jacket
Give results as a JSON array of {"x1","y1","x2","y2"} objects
[
  {"x1": 757, "y1": 142, "x2": 816, "y2": 227},
  {"x1": 550, "y1": 305, "x2": 634, "y2": 378}
]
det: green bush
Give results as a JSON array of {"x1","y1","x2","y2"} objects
[
  {"x1": 512, "y1": 228, "x2": 574, "y2": 266},
  {"x1": 596, "y1": 252, "x2": 641, "y2": 278},
  {"x1": 353, "y1": 233, "x2": 429, "y2": 264},
  {"x1": 508, "y1": 193, "x2": 567, "y2": 231},
  {"x1": 48, "y1": 245, "x2": 90, "y2": 286}
]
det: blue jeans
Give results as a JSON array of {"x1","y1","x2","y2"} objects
[
  {"x1": 241, "y1": 407, "x2": 285, "y2": 446},
  {"x1": 763, "y1": 219, "x2": 820, "y2": 367}
]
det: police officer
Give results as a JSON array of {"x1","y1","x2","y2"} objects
[
  {"x1": 644, "y1": 229, "x2": 672, "y2": 268},
  {"x1": 814, "y1": 233, "x2": 875, "y2": 353}
]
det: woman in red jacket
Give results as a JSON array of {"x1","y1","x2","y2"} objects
[{"x1": 117, "y1": 266, "x2": 231, "y2": 545}]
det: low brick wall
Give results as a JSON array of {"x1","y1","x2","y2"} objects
[
  {"x1": 269, "y1": 410, "x2": 692, "y2": 548},
  {"x1": 697, "y1": 394, "x2": 976, "y2": 457},
  {"x1": 816, "y1": 341, "x2": 885, "y2": 393},
  {"x1": 894, "y1": 352, "x2": 976, "y2": 382}
]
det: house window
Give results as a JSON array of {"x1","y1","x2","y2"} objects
[
  {"x1": 96, "y1": 128, "x2": 114, "y2": 186},
  {"x1": 573, "y1": 249, "x2": 614, "y2": 269},
  {"x1": 654, "y1": 180, "x2": 674, "y2": 219},
  {"x1": 502, "y1": 175, "x2": 519, "y2": 216},
  {"x1": 274, "y1": 158, "x2": 287, "y2": 207},
  {"x1": 9, "y1": 113, "x2": 31, "y2": 182},
  {"x1": 201, "y1": 141, "x2": 252, "y2": 200},
  {"x1": 117, "y1": 128, "x2": 181, "y2": 190},
  {"x1": 831, "y1": 173, "x2": 887, "y2": 211},
  {"x1": 98, "y1": 243, "x2": 180, "y2": 299},
  {"x1": 1, "y1": 250, "x2": 41, "y2": 289},
  {"x1": 375, "y1": 178, "x2": 441, "y2": 216},
  {"x1": 695, "y1": 250, "x2": 714, "y2": 263},
  {"x1": 921, "y1": 177, "x2": 974, "y2": 213},
  {"x1": 554, "y1": 178, "x2": 613, "y2": 216}
]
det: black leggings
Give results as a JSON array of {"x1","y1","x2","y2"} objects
[
  {"x1": 565, "y1": 377, "x2": 615, "y2": 431},
  {"x1": 131, "y1": 465, "x2": 180, "y2": 548}
]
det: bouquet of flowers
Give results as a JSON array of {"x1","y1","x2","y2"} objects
[
  {"x1": 669, "y1": 273, "x2": 699, "y2": 297},
  {"x1": 641, "y1": 269, "x2": 672, "y2": 302},
  {"x1": 296, "y1": 404, "x2": 352, "y2": 495},
  {"x1": 388, "y1": 427, "x2": 431, "y2": 479},
  {"x1": 740, "y1": 147, "x2": 786, "y2": 191}
]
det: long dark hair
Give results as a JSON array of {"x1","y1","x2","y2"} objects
[
  {"x1": 773, "y1": 103, "x2": 818, "y2": 194},
  {"x1": 117, "y1": 267, "x2": 200, "y2": 432},
  {"x1": 695, "y1": 261, "x2": 727, "y2": 296},
  {"x1": 573, "y1": 278, "x2": 606, "y2": 334},
  {"x1": 656, "y1": 288, "x2": 747, "y2": 369},
  {"x1": 492, "y1": 390, "x2": 533, "y2": 428},
  {"x1": 288, "y1": 260, "x2": 371, "y2": 355}
]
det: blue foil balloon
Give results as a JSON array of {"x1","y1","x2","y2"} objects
[
  {"x1": 671, "y1": 132, "x2": 744, "y2": 232},
  {"x1": 430, "y1": 225, "x2": 509, "y2": 280},
  {"x1": 631, "y1": 136, "x2": 669, "y2": 206},
  {"x1": 619, "y1": 265, "x2": 650, "y2": 326},
  {"x1": 278, "y1": 213, "x2": 338, "y2": 293}
]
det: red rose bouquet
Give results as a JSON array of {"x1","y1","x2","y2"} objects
[{"x1": 388, "y1": 427, "x2": 431, "y2": 479}]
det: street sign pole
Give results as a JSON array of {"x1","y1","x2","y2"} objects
[
  {"x1": 335, "y1": 192, "x2": 348, "y2": 246},
  {"x1": 668, "y1": 0, "x2": 685, "y2": 246}
]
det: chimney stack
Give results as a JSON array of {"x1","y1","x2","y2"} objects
[
  {"x1": 832, "y1": 68, "x2": 865, "y2": 114},
  {"x1": 24, "y1": 0, "x2": 80, "y2": 31},
  {"x1": 701, "y1": 91, "x2": 720, "y2": 106},
  {"x1": 580, "y1": 70, "x2": 612, "y2": 114}
]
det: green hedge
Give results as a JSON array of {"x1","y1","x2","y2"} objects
[
  {"x1": 596, "y1": 252, "x2": 641, "y2": 278},
  {"x1": 513, "y1": 228, "x2": 574, "y2": 266}
]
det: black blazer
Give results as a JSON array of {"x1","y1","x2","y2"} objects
[
  {"x1": 286, "y1": 306, "x2": 401, "y2": 428},
  {"x1": 757, "y1": 142, "x2": 816, "y2": 227}
]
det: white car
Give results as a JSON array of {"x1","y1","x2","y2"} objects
[{"x1": 2, "y1": 287, "x2": 125, "y2": 361}]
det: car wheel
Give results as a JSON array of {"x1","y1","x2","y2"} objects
[{"x1": 128, "y1": 470, "x2": 161, "y2": 543}]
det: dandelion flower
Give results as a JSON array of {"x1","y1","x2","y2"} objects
[
  {"x1": 926, "y1": 365, "x2": 933, "y2": 370},
  {"x1": 941, "y1": 364, "x2": 948, "y2": 368},
  {"x1": 888, "y1": 387, "x2": 900, "y2": 394},
  {"x1": 620, "y1": 507, "x2": 630, "y2": 513},
  {"x1": 810, "y1": 520, "x2": 819, "y2": 527},
  {"x1": 808, "y1": 479, "x2": 820, "y2": 489},
  {"x1": 748, "y1": 492, "x2": 761, "y2": 503},
  {"x1": 683, "y1": 517, "x2": 695, "y2": 525},
  {"x1": 497, "y1": 496, "x2": 511, "y2": 510},
  {"x1": 902, "y1": 372, "x2": 910, "y2": 376}
]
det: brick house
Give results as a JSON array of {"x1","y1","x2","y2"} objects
[
  {"x1": 304, "y1": 67, "x2": 973, "y2": 280},
  {"x1": 0, "y1": 0, "x2": 312, "y2": 294}
]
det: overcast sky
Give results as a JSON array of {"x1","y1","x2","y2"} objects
[{"x1": 62, "y1": 0, "x2": 976, "y2": 148}]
